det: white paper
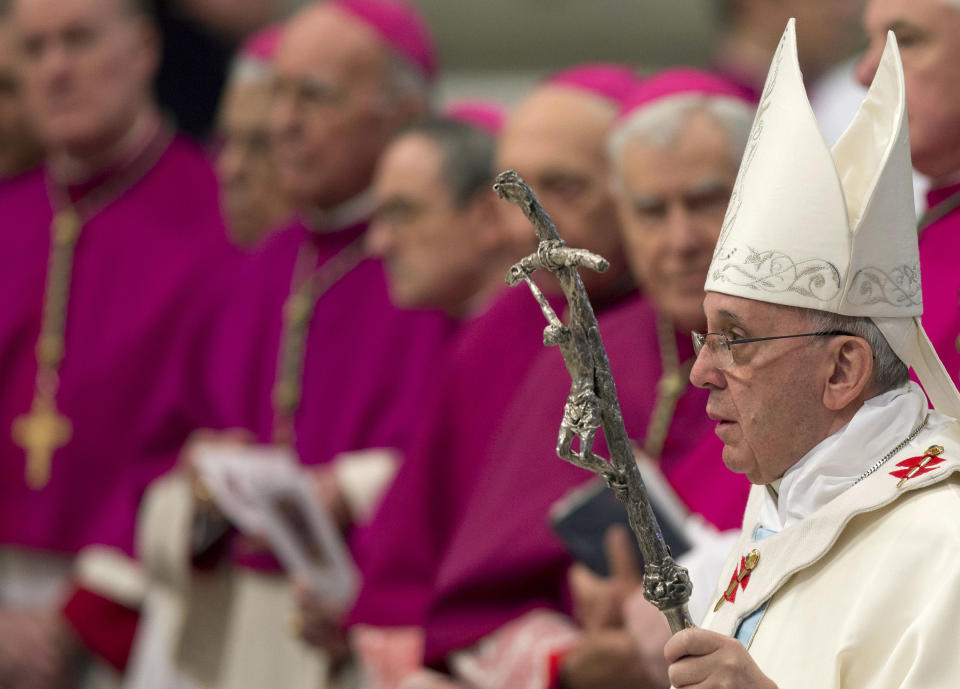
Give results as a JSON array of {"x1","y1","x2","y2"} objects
[{"x1": 193, "y1": 443, "x2": 358, "y2": 607}]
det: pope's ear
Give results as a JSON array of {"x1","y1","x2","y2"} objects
[{"x1": 823, "y1": 336, "x2": 874, "y2": 411}]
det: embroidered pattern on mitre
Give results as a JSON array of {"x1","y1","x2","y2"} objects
[{"x1": 706, "y1": 19, "x2": 920, "y2": 318}]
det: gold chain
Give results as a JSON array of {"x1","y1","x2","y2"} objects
[
  {"x1": 13, "y1": 210, "x2": 81, "y2": 489},
  {"x1": 643, "y1": 314, "x2": 694, "y2": 459},
  {"x1": 271, "y1": 236, "x2": 367, "y2": 446},
  {"x1": 12, "y1": 125, "x2": 171, "y2": 489}
]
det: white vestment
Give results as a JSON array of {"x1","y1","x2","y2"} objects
[{"x1": 700, "y1": 385, "x2": 960, "y2": 688}]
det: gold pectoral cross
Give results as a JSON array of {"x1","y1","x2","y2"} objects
[{"x1": 12, "y1": 393, "x2": 73, "y2": 489}]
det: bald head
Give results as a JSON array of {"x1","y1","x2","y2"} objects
[
  {"x1": 276, "y1": 4, "x2": 387, "y2": 91},
  {"x1": 270, "y1": 3, "x2": 430, "y2": 209},
  {"x1": 497, "y1": 85, "x2": 631, "y2": 300},
  {"x1": 502, "y1": 87, "x2": 617, "y2": 176}
]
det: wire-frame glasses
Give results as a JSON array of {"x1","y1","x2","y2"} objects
[{"x1": 691, "y1": 330, "x2": 854, "y2": 369}]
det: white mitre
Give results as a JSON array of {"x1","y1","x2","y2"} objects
[{"x1": 706, "y1": 19, "x2": 960, "y2": 417}]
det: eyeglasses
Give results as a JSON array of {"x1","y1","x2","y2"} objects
[{"x1": 691, "y1": 330, "x2": 854, "y2": 369}]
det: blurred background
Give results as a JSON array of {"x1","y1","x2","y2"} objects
[
  {"x1": 154, "y1": 0, "x2": 865, "y2": 140},
  {"x1": 395, "y1": 0, "x2": 717, "y2": 103}
]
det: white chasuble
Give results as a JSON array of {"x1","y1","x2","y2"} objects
[{"x1": 699, "y1": 416, "x2": 960, "y2": 688}]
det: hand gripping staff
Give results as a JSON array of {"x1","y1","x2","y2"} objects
[{"x1": 494, "y1": 170, "x2": 695, "y2": 633}]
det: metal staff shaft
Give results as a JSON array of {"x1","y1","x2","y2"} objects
[{"x1": 494, "y1": 170, "x2": 695, "y2": 633}]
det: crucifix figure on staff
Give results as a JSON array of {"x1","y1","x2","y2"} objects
[{"x1": 496, "y1": 169, "x2": 697, "y2": 634}]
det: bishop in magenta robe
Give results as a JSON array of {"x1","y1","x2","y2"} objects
[
  {"x1": 346, "y1": 285, "x2": 570, "y2": 629},
  {"x1": 0, "y1": 126, "x2": 236, "y2": 670},
  {"x1": 127, "y1": 2, "x2": 456, "y2": 685}
]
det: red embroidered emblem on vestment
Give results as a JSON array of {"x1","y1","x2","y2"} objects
[
  {"x1": 724, "y1": 556, "x2": 751, "y2": 603},
  {"x1": 714, "y1": 549, "x2": 760, "y2": 612},
  {"x1": 889, "y1": 446, "x2": 946, "y2": 487}
]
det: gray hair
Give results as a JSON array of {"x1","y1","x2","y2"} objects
[
  {"x1": 400, "y1": 116, "x2": 495, "y2": 206},
  {"x1": 607, "y1": 94, "x2": 755, "y2": 188},
  {"x1": 803, "y1": 309, "x2": 910, "y2": 393},
  {"x1": 226, "y1": 55, "x2": 275, "y2": 87}
]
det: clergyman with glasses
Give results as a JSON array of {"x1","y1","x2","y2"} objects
[{"x1": 664, "y1": 20, "x2": 960, "y2": 689}]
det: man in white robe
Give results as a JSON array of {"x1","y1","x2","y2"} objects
[{"x1": 663, "y1": 19, "x2": 960, "y2": 689}]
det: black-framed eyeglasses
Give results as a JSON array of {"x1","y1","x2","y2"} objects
[{"x1": 691, "y1": 330, "x2": 854, "y2": 369}]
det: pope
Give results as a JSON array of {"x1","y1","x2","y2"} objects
[{"x1": 666, "y1": 20, "x2": 960, "y2": 689}]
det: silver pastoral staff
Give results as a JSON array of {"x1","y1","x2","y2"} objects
[{"x1": 494, "y1": 170, "x2": 695, "y2": 633}]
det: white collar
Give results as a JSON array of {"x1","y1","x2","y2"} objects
[
  {"x1": 759, "y1": 381, "x2": 929, "y2": 531},
  {"x1": 306, "y1": 190, "x2": 375, "y2": 233}
]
